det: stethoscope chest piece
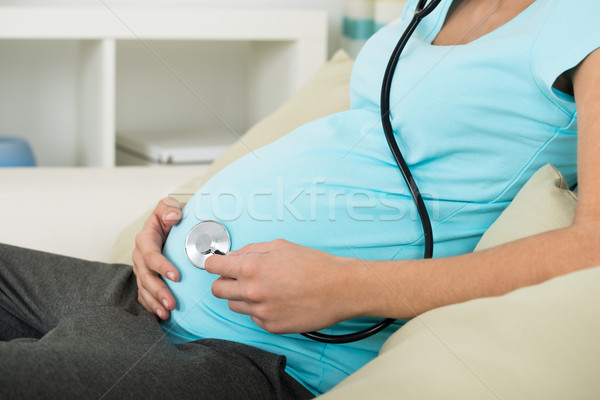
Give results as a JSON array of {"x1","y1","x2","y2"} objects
[{"x1": 185, "y1": 220, "x2": 231, "y2": 269}]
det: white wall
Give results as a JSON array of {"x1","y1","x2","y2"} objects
[
  {"x1": 0, "y1": 1, "x2": 338, "y2": 166},
  {"x1": 0, "y1": 40, "x2": 81, "y2": 166}
]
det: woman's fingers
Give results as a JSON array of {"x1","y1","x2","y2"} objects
[
  {"x1": 131, "y1": 196, "x2": 186, "y2": 319},
  {"x1": 205, "y1": 239, "x2": 354, "y2": 334},
  {"x1": 141, "y1": 197, "x2": 184, "y2": 238},
  {"x1": 227, "y1": 240, "x2": 279, "y2": 256},
  {"x1": 138, "y1": 284, "x2": 170, "y2": 320},
  {"x1": 211, "y1": 276, "x2": 244, "y2": 301},
  {"x1": 136, "y1": 238, "x2": 180, "y2": 282},
  {"x1": 205, "y1": 252, "x2": 241, "y2": 278},
  {"x1": 158, "y1": 197, "x2": 184, "y2": 231},
  {"x1": 133, "y1": 248, "x2": 176, "y2": 306},
  {"x1": 205, "y1": 240, "x2": 280, "y2": 278}
]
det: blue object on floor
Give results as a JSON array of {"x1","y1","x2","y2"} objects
[{"x1": 0, "y1": 137, "x2": 37, "y2": 167}]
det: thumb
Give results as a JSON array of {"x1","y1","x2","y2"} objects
[{"x1": 162, "y1": 211, "x2": 182, "y2": 225}]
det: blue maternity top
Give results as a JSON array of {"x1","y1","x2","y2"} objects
[{"x1": 161, "y1": 0, "x2": 600, "y2": 395}]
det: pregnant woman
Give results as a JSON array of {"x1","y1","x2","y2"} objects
[{"x1": 2, "y1": 0, "x2": 600, "y2": 398}]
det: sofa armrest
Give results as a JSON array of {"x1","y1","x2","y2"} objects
[{"x1": 0, "y1": 166, "x2": 207, "y2": 263}]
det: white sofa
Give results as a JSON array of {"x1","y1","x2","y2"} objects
[
  {"x1": 1, "y1": 50, "x2": 599, "y2": 399},
  {"x1": 0, "y1": 165, "x2": 205, "y2": 262}
]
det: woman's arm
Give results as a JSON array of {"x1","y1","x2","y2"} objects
[{"x1": 205, "y1": 48, "x2": 600, "y2": 335}]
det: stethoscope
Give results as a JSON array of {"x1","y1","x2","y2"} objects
[{"x1": 185, "y1": 0, "x2": 441, "y2": 344}]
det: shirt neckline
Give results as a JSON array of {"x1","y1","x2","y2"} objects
[{"x1": 426, "y1": 0, "x2": 540, "y2": 47}]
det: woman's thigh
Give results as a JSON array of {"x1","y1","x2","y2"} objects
[
  {"x1": 0, "y1": 243, "x2": 138, "y2": 339},
  {"x1": 0, "y1": 304, "x2": 312, "y2": 400}
]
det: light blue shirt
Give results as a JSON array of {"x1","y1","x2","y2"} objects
[{"x1": 161, "y1": 0, "x2": 600, "y2": 395}]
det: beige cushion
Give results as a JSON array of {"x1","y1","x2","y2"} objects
[
  {"x1": 318, "y1": 164, "x2": 589, "y2": 399},
  {"x1": 475, "y1": 164, "x2": 577, "y2": 251},
  {"x1": 318, "y1": 265, "x2": 600, "y2": 399},
  {"x1": 110, "y1": 50, "x2": 354, "y2": 264}
]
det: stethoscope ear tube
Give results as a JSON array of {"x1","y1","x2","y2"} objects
[{"x1": 301, "y1": 0, "x2": 440, "y2": 345}]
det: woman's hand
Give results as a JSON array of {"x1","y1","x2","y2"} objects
[
  {"x1": 204, "y1": 239, "x2": 366, "y2": 335},
  {"x1": 132, "y1": 197, "x2": 184, "y2": 320}
]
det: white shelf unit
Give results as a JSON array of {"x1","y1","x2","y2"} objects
[{"x1": 0, "y1": 7, "x2": 327, "y2": 167}]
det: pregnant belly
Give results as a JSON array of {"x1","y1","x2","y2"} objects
[{"x1": 160, "y1": 113, "x2": 426, "y2": 339}]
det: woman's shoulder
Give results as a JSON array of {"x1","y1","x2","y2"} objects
[
  {"x1": 533, "y1": 0, "x2": 600, "y2": 54},
  {"x1": 542, "y1": 0, "x2": 600, "y2": 23},
  {"x1": 530, "y1": 0, "x2": 600, "y2": 111}
]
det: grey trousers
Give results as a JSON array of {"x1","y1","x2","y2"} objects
[{"x1": 0, "y1": 243, "x2": 314, "y2": 400}]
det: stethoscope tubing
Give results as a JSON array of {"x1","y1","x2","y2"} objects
[{"x1": 301, "y1": 0, "x2": 440, "y2": 344}]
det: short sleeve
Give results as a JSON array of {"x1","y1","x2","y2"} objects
[{"x1": 531, "y1": 0, "x2": 600, "y2": 104}]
